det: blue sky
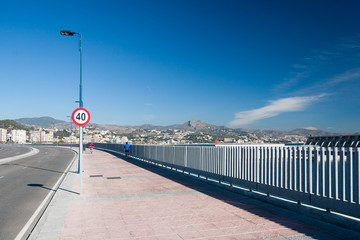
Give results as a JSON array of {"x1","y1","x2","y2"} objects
[{"x1": 1, "y1": 0, "x2": 360, "y2": 133}]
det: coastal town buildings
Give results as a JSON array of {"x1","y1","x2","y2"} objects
[
  {"x1": 0, "y1": 128, "x2": 7, "y2": 142},
  {"x1": 11, "y1": 129, "x2": 27, "y2": 144},
  {"x1": 2, "y1": 124, "x2": 308, "y2": 145}
]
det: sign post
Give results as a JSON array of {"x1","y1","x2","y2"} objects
[{"x1": 72, "y1": 107, "x2": 90, "y2": 194}]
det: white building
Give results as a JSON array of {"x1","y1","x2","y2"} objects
[
  {"x1": 30, "y1": 131, "x2": 41, "y2": 142},
  {"x1": 29, "y1": 130, "x2": 53, "y2": 143},
  {"x1": 112, "y1": 137, "x2": 121, "y2": 144},
  {"x1": 11, "y1": 130, "x2": 27, "y2": 144},
  {"x1": 121, "y1": 136, "x2": 129, "y2": 144},
  {"x1": 44, "y1": 131, "x2": 54, "y2": 143},
  {"x1": 100, "y1": 130, "x2": 110, "y2": 136},
  {"x1": 40, "y1": 131, "x2": 46, "y2": 142},
  {"x1": 0, "y1": 128, "x2": 7, "y2": 142}
]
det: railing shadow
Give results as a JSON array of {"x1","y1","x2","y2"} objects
[
  {"x1": 27, "y1": 184, "x2": 79, "y2": 195},
  {"x1": 102, "y1": 149, "x2": 360, "y2": 240},
  {"x1": 58, "y1": 187, "x2": 80, "y2": 195}
]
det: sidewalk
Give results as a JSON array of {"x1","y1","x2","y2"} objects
[{"x1": 30, "y1": 149, "x2": 360, "y2": 240}]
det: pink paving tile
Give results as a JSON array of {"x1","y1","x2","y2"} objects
[
  {"x1": 245, "y1": 228, "x2": 289, "y2": 239},
  {"x1": 192, "y1": 222, "x2": 218, "y2": 231},
  {"x1": 151, "y1": 225, "x2": 175, "y2": 234},
  {"x1": 58, "y1": 149, "x2": 358, "y2": 240},
  {"x1": 84, "y1": 231, "x2": 109, "y2": 240},
  {"x1": 108, "y1": 230, "x2": 132, "y2": 239},
  {"x1": 171, "y1": 224, "x2": 198, "y2": 234},
  {"x1": 167, "y1": 219, "x2": 191, "y2": 227},
  {"x1": 212, "y1": 221, "x2": 237, "y2": 228},
  {"x1": 207, "y1": 236, "x2": 243, "y2": 240},
  {"x1": 177, "y1": 230, "x2": 205, "y2": 239},
  {"x1": 61, "y1": 230, "x2": 83, "y2": 239},
  {"x1": 198, "y1": 228, "x2": 229, "y2": 238},
  {"x1": 156, "y1": 234, "x2": 183, "y2": 240},
  {"x1": 129, "y1": 229, "x2": 156, "y2": 238},
  {"x1": 134, "y1": 236, "x2": 159, "y2": 240},
  {"x1": 125, "y1": 224, "x2": 153, "y2": 232}
]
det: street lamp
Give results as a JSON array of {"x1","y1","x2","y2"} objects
[
  {"x1": 60, "y1": 30, "x2": 83, "y2": 175},
  {"x1": 60, "y1": 30, "x2": 76, "y2": 36}
]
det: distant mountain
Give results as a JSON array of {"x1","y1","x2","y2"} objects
[
  {"x1": 0, "y1": 119, "x2": 31, "y2": 131},
  {"x1": 12, "y1": 116, "x2": 348, "y2": 137},
  {"x1": 288, "y1": 128, "x2": 337, "y2": 137},
  {"x1": 160, "y1": 120, "x2": 221, "y2": 132},
  {"x1": 15, "y1": 117, "x2": 70, "y2": 129},
  {"x1": 234, "y1": 128, "x2": 341, "y2": 138},
  {"x1": 87, "y1": 123, "x2": 138, "y2": 134}
]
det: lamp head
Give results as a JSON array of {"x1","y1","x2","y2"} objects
[{"x1": 60, "y1": 30, "x2": 76, "y2": 36}]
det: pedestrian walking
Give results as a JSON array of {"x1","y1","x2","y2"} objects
[{"x1": 124, "y1": 142, "x2": 130, "y2": 156}]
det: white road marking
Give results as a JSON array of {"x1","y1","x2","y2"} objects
[
  {"x1": 0, "y1": 148, "x2": 39, "y2": 165},
  {"x1": 0, "y1": 176, "x2": 4, "y2": 179},
  {"x1": 22, "y1": 167, "x2": 27, "y2": 169},
  {"x1": 14, "y1": 151, "x2": 77, "y2": 240}
]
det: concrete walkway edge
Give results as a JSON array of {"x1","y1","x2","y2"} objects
[
  {"x1": 29, "y1": 148, "x2": 360, "y2": 240},
  {"x1": 98, "y1": 147, "x2": 360, "y2": 233},
  {"x1": 26, "y1": 148, "x2": 78, "y2": 240}
]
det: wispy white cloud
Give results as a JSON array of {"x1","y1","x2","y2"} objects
[
  {"x1": 144, "y1": 103, "x2": 153, "y2": 106},
  {"x1": 291, "y1": 68, "x2": 360, "y2": 96},
  {"x1": 228, "y1": 94, "x2": 328, "y2": 127},
  {"x1": 303, "y1": 127, "x2": 318, "y2": 130},
  {"x1": 276, "y1": 36, "x2": 360, "y2": 93},
  {"x1": 328, "y1": 68, "x2": 360, "y2": 85},
  {"x1": 277, "y1": 71, "x2": 311, "y2": 91}
]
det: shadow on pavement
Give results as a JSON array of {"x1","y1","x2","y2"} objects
[
  {"x1": 58, "y1": 187, "x2": 79, "y2": 195},
  {"x1": 101, "y1": 149, "x2": 360, "y2": 240},
  {"x1": 3, "y1": 163, "x2": 64, "y2": 174},
  {"x1": 28, "y1": 183, "x2": 55, "y2": 192},
  {"x1": 27, "y1": 184, "x2": 80, "y2": 195}
]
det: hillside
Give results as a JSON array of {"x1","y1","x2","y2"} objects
[
  {"x1": 12, "y1": 116, "x2": 344, "y2": 137},
  {"x1": 0, "y1": 120, "x2": 31, "y2": 131},
  {"x1": 15, "y1": 117, "x2": 70, "y2": 129}
]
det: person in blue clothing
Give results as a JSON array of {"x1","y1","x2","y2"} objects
[{"x1": 124, "y1": 142, "x2": 130, "y2": 156}]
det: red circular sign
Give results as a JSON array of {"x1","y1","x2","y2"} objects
[{"x1": 72, "y1": 108, "x2": 91, "y2": 126}]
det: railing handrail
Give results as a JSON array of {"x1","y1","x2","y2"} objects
[{"x1": 94, "y1": 143, "x2": 360, "y2": 219}]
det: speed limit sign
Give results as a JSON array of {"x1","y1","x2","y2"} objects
[{"x1": 72, "y1": 108, "x2": 91, "y2": 126}]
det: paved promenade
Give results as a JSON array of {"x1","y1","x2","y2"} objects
[{"x1": 30, "y1": 148, "x2": 360, "y2": 240}]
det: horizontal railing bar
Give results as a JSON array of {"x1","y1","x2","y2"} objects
[{"x1": 94, "y1": 143, "x2": 360, "y2": 219}]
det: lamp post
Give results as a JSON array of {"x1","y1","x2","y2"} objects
[{"x1": 60, "y1": 30, "x2": 83, "y2": 174}]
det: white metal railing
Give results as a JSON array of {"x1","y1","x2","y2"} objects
[{"x1": 94, "y1": 143, "x2": 360, "y2": 219}]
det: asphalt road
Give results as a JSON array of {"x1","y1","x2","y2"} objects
[
  {"x1": 0, "y1": 146, "x2": 75, "y2": 240},
  {"x1": 0, "y1": 144, "x2": 31, "y2": 159}
]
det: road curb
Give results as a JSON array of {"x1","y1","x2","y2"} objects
[
  {"x1": 0, "y1": 147, "x2": 40, "y2": 165},
  {"x1": 15, "y1": 147, "x2": 78, "y2": 240}
]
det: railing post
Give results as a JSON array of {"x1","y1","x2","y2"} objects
[
  {"x1": 348, "y1": 148, "x2": 353, "y2": 203},
  {"x1": 327, "y1": 147, "x2": 332, "y2": 199},
  {"x1": 94, "y1": 143, "x2": 360, "y2": 219},
  {"x1": 334, "y1": 147, "x2": 339, "y2": 200},
  {"x1": 356, "y1": 148, "x2": 360, "y2": 204}
]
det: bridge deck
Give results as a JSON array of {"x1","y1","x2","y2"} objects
[{"x1": 30, "y1": 148, "x2": 360, "y2": 240}]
